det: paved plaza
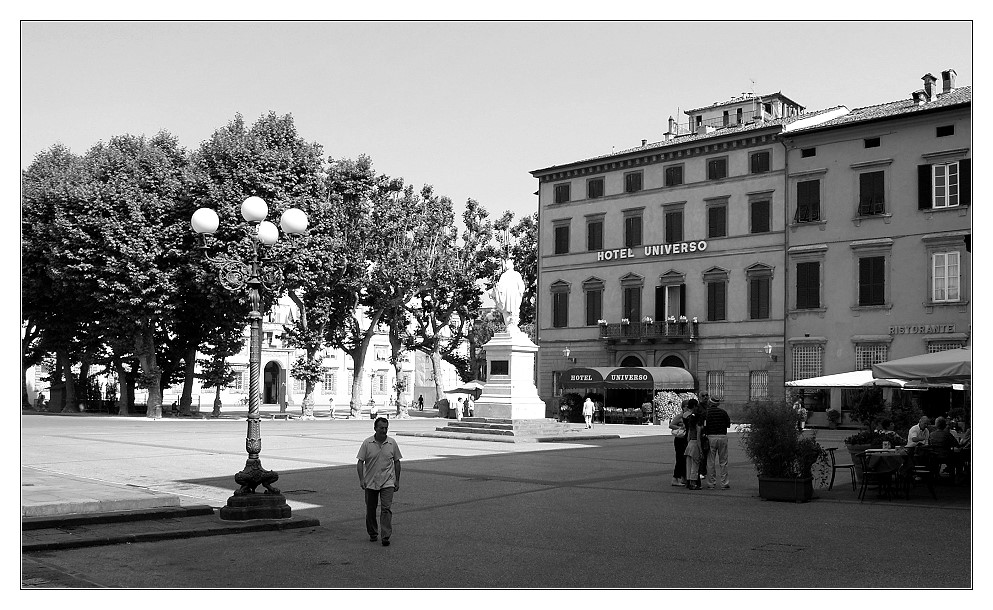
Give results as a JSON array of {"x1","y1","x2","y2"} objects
[{"x1": 20, "y1": 412, "x2": 973, "y2": 589}]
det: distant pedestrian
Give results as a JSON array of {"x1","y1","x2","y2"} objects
[
  {"x1": 466, "y1": 395, "x2": 474, "y2": 417},
  {"x1": 455, "y1": 397, "x2": 464, "y2": 421},
  {"x1": 583, "y1": 396, "x2": 594, "y2": 429},
  {"x1": 669, "y1": 403, "x2": 688, "y2": 486},
  {"x1": 682, "y1": 399, "x2": 704, "y2": 490},
  {"x1": 356, "y1": 417, "x2": 403, "y2": 546},
  {"x1": 704, "y1": 397, "x2": 731, "y2": 490},
  {"x1": 418, "y1": 395, "x2": 424, "y2": 411}
]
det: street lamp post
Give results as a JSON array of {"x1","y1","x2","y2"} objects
[{"x1": 191, "y1": 196, "x2": 308, "y2": 520}]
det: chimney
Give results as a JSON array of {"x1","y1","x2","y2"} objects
[
  {"x1": 941, "y1": 68, "x2": 957, "y2": 94},
  {"x1": 921, "y1": 73, "x2": 937, "y2": 101},
  {"x1": 664, "y1": 116, "x2": 676, "y2": 141},
  {"x1": 912, "y1": 90, "x2": 925, "y2": 106},
  {"x1": 641, "y1": 139, "x2": 647, "y2": 147}
]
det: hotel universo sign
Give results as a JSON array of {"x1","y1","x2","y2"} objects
[{"x1": 597, "y1": 240, "x2": 708, "y2": 261}]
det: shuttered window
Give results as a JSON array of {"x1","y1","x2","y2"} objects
[
  {"x1": 554, "y1": 183, "x2": 570, "y2": 204},
  {"x1": 664, "y1": 209, "x2": 683, "y2": 243},
  {"x1": 664, "y1": 165, "x2": 683, "y2": 187},
  {"x1": 554, "y1": 225, "x2": 570, "y2": 254},
  {"x1": 587, "y1": 178, "x2": 604, "y2": 199},
  {"x1": 707, "y1": 280, "x2": 726, "y2": 321},
  {"x1": 858, "y1": 256, "x2": 885, "y2": 306},
  {"x1": 624, "y1": 171, "x2": 643, "y2": 193},
  {"x1": 750, "y1": 151, "x2": 770, "y2": 174},
  {"x1": 587, "y1": 219, "x2": 603, "y2": 251},
  {"x1": 623, "y1": 286, "x2": 642, "y2": 322},
  {"x1": 708, "y1": 205, "x2": 727, "y2": 238},
  {"x1": 796, "y1": 261, "x2": 820, "y2": 309},
  {"x1": 751, "y1": 200, "x2": 770, "y2": 233},
  {"x1": 624, "y1": 215, "x2": 643, "y2": 247},
  {"x1": 795, "y1": 180, "x2": 820, "y2": 222},
  {"x1": 858, "y1": 171, "x2": 885, "y2": 215},
  {"x1": 585, "y1": 289, "x2": 602, "y2": 326},
  {"x1": 552, "y1": 291, "x2": 569, "y2": 328},
  {"x1": 707, "y1": 158, "x2": 728, "y2": 180}
]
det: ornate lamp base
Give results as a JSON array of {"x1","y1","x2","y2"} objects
[{"x1": 218, "y1": 458, "x2": 292, "y2": 520}]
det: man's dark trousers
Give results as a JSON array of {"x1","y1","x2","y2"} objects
[{"x1": 365, "y1": 486, "x2": 395, "y2": 540}]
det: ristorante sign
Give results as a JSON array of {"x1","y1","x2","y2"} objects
[{"x1": 597, "y1": 240, "x2": 708, "y2": 261}]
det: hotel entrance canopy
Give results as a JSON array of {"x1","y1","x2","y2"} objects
[{"x1": 562, "y1": 367, "x2": 695, "y2": 391}]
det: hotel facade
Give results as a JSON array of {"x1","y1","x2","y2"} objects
[{"x1": 531, "y1": 72, "x2": 970, "y2": 413}]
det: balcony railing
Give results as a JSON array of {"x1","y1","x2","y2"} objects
[{"x1": 598, "y1": 320, "x2": 697, "y2": 342}]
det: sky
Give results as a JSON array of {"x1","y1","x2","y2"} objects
[{"x1": 19, "y1": 20, "x2": 975, "y2": 225}]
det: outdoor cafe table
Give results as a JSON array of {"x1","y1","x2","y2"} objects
[{"x1": 863, "y1": 448, "x2": 911, "y2": 474}]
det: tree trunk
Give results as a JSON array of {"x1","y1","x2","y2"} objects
[
  {"x1": 77, "y1": 356, "x2": 91, "y2": 411},
  {"x1": 115, "y1": 361, "x2": 131, "y2": 416},
  {"x1": 179, "y1": 345, "x2": 197, "y2": 416},
  {"x1": 58, "y1": 348, "x2": 77, "y2": 413},
  {"x1": 428, "y1": 349, "x2": 449, "y2": 410},
  {"x1": 213, "y1": 386, "x2": 222, "y2": 418},
  {"x1": 348, "y1": 310, "x2": 382, "y2": 418},
  {"x1": 135, "y1": 326, "x2": 163, "y2": 419}
]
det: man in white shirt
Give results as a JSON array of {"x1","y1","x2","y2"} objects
[
  {"x1": 907, "y1": 416, "x2": 931, "y2": 447},
  {"x1": 357, "y1": 417, "x2": 403, "y2": 546}
]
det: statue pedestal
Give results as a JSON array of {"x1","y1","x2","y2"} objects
[{"x1": 473, "y1": 329, "x2": 546, "y2": 420}]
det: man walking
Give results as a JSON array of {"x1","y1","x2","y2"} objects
[
  {"x1": 357, "y1": 417, "x2": 402, "y2": 546},
  {"x1": 704, "y1": 397, "x2": 731, "y2": 490}
]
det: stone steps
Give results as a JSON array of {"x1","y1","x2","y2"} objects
[{"x1": 432, "y1": 417, "x2": 599, "y2": 441}]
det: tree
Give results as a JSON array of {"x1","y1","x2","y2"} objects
[
  {"x1": 403, "y1": 198, "x2": 500, "y2": 399},
  {"x1": 189, "y1": 111, "x2": 329, "y2": 414}
]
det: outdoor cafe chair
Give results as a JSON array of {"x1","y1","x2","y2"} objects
[
  {"x1": 826, "y1": 447, "x2": 856, "y2": 491},
  {"x1": 857, "y1": 452, "x2": 900, "y2": 502},
  {"x1": 904, "y1": 446, "x2": 938, "y2": 499}
]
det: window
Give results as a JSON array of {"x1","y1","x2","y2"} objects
[
  {"x1": 856, "y1": 344, "x2": 889, "y2": 370},
  {"x1": 704, "y1": 269, "x2": 728, "y2": 322},
  {"x1": 749, "y1": 371, "x2": 769, "y2": 400},
  {"x1": 858, "y1": 256, "x2": 886, "y2": 306},
  {"x1": 722, "y1": 110, "x2": 729, "y2": 126},
  {"x1": 294, "y1": 377, "x2": 306, "y2": 393},
  {"x1": 624, "y1": 171, "x2": 643, "y2": 193},
  {"x1": 586, "y1": 218, "x2": 603, "y2": 251},
  {"x1": 664, "y1": 165, "x2": 683, "y2": 187},
  {"x1": 795, "y1": 179, "x2": 820, "y2": 223},
  {"x1": 928, "y1": 162, "x2": 961, "y2": 209},
  {"x1": 623, "y1": 285, "x2": 642, "y2": 322},
  {"x1": 374, "y1": 373, "x2": 387, "y2": 394},
  {"x1": 928, "y1": 341, "x2": 964, "y2": 353},
  {"x1": 796, "y1": 261, "x2": 820, "y2": 309},
  {"x1": 858, "y1": 171, "x2": 885, "y2": 215},
  {"x1": 587, "y1": 178, "x2": 604, "y2": 199},
  {"x1": 707, "y1": 204, "x2": 727, "y2": 238},
  {"x1": 801, "y1": 147, "x2": 816, "y2": 158},
  {"x1": 554, "y1": 224, "x2": 570, "y2": 254},
  {"x1": 751, "y1": 200, "x2": 770, "y2": 233},
  {"x1": 706, "y1": 371, "x2": 725, "y2": 400},
  {"x1": 375, "y1": 346, "x2": 388, "y2": 361},
  {"x1": 664, "y1": 209, "x2": 684, "y2": 243},
  {"x1": 792, "y1": 344, "x2": 824, "y2": 380},
  {"x1": 322, "y1": 370, "x2": 337, "y2": 394},
  {"x1": 936, "y1": 125, "x2": 954, "y2": 137},
  {"x1": 554, "y1": 183, "x2": 570, "y2": 204},
  {"x1": 231, "y1": 369, "x2": 247, "y2": 392},
  {"x1": 707, "y1": 157, "x2": 728, "y2": 180},
  {"x1": 864, "y1": 137, "x2": 880, "y2": 148},
  {"x1": 655, "y1": 283, "x2": 684, "y2": 320},
  {"x1": 738, "y1": 108, "x2": 745, "y2": 123},
  {"x1": 552, "y1": 291, "x2": 569, "y2": 328},
  {"x1": 747, "y1": 265, "x2": 772, "y2": 320},
  {"x1": 624, "y1": 214, "x2": 643, "y2": 248},
  {"x1": 932, "y1": 251, "x2": 960, "y2": 302},
  {"x1": 585, "y1": 287, "x2": 602, "y2": 326},
  {"x1": 750, "y1": 151, "x2": 771, "y2": 174}
]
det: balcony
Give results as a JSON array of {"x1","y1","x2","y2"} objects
[{"x1": 598, "y1": 320, "x2": 698, "y2": 344}]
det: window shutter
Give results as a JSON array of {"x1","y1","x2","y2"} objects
[
  {"x1": 859, "y1": 174, "x2": 872, "y2": 214},
  {"x1": 918, "y1": 164, "x2": 933, "y2": 210},
  {"x1": 679, "y1": 283, "x2": 686, "y2": 316},
  {"x1": 707, "y1": 283, "x2": 716, "y2": 320},
  {"x1": 959, "y1": 159, "x2": 971, "y2": 206},
  {"x1": 655, "y1": 286, "x2": 664, "y2": 322}
]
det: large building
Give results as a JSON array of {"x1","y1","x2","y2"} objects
[
  {"x1": 531, "y1": 71, "x2": 971, "y2": 415},
  {"x1": 531, "y1": 91, "x2": 846, "y2": 410},
  {"x1": 782, "y1": 71, "x2": 971, "y2": 415}
]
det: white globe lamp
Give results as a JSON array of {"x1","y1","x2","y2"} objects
[
  {"x1": 191, "y1": 208, "x2": 219, "y2": 235},
  {"x1": 279, "y1": 208, "x2": 308, "y2": 235},
  {"x1": 257, "y1": 221, "x2": 279, "y2": 245},
  {"x1": 241, "y1": 196, "x2": 268, "y2": 223}
]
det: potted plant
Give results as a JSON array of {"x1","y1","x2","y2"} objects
[
  {"x1": 740, "y1": 400, "x2": 827, "y2": 502},
  {"x1": 844, "y1": 429, "x2": 906, "y2": 484}
]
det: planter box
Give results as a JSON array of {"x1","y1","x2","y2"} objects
[{"x1": 757, "y1": 476, "x2": 814, "y2": 503}]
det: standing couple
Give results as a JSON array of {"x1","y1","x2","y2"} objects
[{"x1": 669, "y1": 393, "x2": 730, "y2": 490}]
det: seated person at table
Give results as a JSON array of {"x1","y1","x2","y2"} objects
[
  {"x1": 906, "y1": 416, "x2": 931, "y2": 447},
  {"x1": 928, "y1": 417, "x2": 962, "y2": 478}
]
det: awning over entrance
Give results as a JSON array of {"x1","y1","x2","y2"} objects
[{"x1": 563, "y1": 366, "x2": 695, "y2": 391}]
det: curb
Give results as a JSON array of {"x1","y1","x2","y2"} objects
[{"x1": 394, "y1": 430, "x2": 622, "y2": 443}]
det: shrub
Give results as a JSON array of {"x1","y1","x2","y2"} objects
[{"x1": 740, "y1": 400, "x2": 827, "y2": 482}]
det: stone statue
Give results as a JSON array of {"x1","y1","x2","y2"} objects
[{"x1": 492, "y1": 257, "x2": 525, "y2": 332}]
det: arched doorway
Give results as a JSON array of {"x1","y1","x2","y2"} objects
[
  {"x1": 263, "y1": 362, "x2": 283, "y2": 405},
  {"x1": 660, "y1": 355, "x2": 685, "y2": 368},
  {"x1": 620, "y1": 355, "x2": 644, "y2": 367}
]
